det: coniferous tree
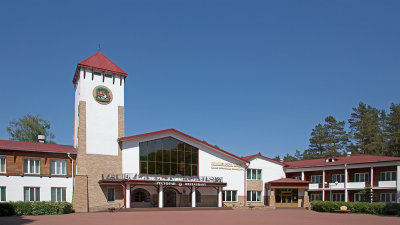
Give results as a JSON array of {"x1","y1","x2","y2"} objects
[
  {"x1": 304, "y1": 116, "x2": 348, "y2": 159},
  {"x1": 348, "y1": 102, "x2": 380, "y2": 155},
  {"x1": 387, "y1": 103, "x2": 400, "y2": 156}
]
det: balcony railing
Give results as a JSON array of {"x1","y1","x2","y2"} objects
[
  {"x1": 328, "y1": 182, "x2": 344, "y2": 189},
  {"x1": 101, "y1": 173, "x2": 224, "y2": 183},
  {"x1": 309, "y1": 183, "x2": 319, "y2": 189},
  {"x1": 378, "y1": 180, "x2": 396, "y2": 188},
  {"x1": 347, "y1": 182, "x2": 365, "y2": 189}
]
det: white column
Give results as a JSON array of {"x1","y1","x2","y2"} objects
[
  {"x1": 370, "y1": 167, "x2": 374, "y2": 203},
  {"x1": 218, "y1": 187, "x2": 223, "y2": 207},
  {"x1": 322, "y1": 170, "x2": 325, "y2": 201},
  {"x1": 344, "y1": 165, "x2": 348, "y2": 202},
  {"x1": 397, "y1": 165, "x2": 400, "y2": 203},
  {"x1": 125, "y1": 184, "x2": 131, "y2": 208},
  {"x1": 191, "y1": 187, "x2": 196, "y2": 207},
  {"x1": 301, "y1": 171, "x2": 305, "y2": 181},
  {"x1": 159, "y1": 185, "x2": 163, "y2": 208}
]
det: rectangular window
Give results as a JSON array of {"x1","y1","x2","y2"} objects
[
  {"x1": 0, "y1": 157, "x2": 6, "y2": 173},
  {"x1": 311, "y1": 175, "x2": 323, "y2": 184},
  {"x1": 223, "y1": 190, "x2": 237, "y2": 202},
  {"x1": 0, "y1": 187, "x2": 5, "y2": 202},
  {"x1": 380, "y1": 171, "x2": 397, "y2": 181},
  {"x1": 332, "y1": 193, "x2": 345, "y2": 202},
  {"x1": 51, "y1": 187, "x2": 66, "y2": 201},
  {"x1": 247, "y1": 169, "x2": 262, "y2": 180},
  {"x1": 139, "y1": 137, "x2": 199, "y2": 176},
  {"x1": 50, "y1": 160, "x2": 67, "y2": 175},
  {"x1": 310, "y1": 193, "x2": 322, "y2": 201},
  {"x1": 24, "y1": 187, "x2": 40, "y2": 201},
  {"x1": 247, "y1": 191, "x2": 262, "y2": 202},
  {"x1": 107, "y1": 188, "x2": 115, "y2": 202},
  {"x1": 380, "y1": 193, "x2": 396, "y2": 203},
  {"x1": 354, "y1": 193, "x2": 362, "y2": 202},
  {"x1": 332, "y1": 174, "x2": 345, "y2": 183},
  {"x1": 23, "y1": 159, "x2": 40, "y2": 174},
  {"x1": 292, "y1": 176, "x2": 301, "y2": 180},
  {"x1": 354, "y1": 173, "x2": 369, "y2": 182}
]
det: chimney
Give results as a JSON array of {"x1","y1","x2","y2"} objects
[
  {"x1": 38, "y1": 135, "x2": 46, "y2": 143},
  {"x1": 347, "y1": 151, "x2": 352, "y2": 157}
]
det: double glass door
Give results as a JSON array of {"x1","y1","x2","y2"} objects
[{"x1": 275, "y1": 189, "x2": 298, "y2": 207}]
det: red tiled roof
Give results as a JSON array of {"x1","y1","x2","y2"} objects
[
  {"x1": 284, "y1": 155, "x2": 400, "y2": 168},
  {"x1": 242, "y1": 154, "x2": 285, "y2": 166},
  {"x1": 73, "y1": 52, "x2": 127, "y2": 83},
  {"x1": 119, "y1": 128, "x2": 249, "y2": 163},
  {"x1": 0, "y1": 140, "x2": 76, "y2": 154},
  {"x1": 268, "y1": 178, "x2": 310, "y2": 184}
]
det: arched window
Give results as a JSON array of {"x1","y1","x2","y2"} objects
[{"x1": 132, "y1": 188, "x2": 150, "y2": 202}]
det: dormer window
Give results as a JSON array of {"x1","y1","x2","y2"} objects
[{"x1": 326, "y1": 158, "x2": 335, "y2": 163}]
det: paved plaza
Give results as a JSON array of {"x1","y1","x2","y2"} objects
[{"x1": 0, "y1": 209, "x2": 399, "y2": 225}]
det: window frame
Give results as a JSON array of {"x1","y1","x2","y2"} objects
[
  {"x1": 380, "y1": 193, "x2": 396, "y2": 203},
  {"x1": 0, "y1": 157, "x2": 6, "y2": 173},
  {"x1": 246, "y1": 191, "x2": 262, "y2": 202},
  {"x1": 50, "y1": 160, "x2": 67, "y2": 175},
  {"x1": 23, "y1": 158, "x2": 41, "y2": 175},
  {"x1": 310, "y1": 175, "x2": 323, "y2": 184},
  {"x1": 354, "y1": 173, "x2": 369, "y2": 182},
  {"x1": 292, "y1": 176, "x2": 301, "y2": 180},
  {"x1": 0, "y1": 186, "x2": 5, "y2": 202},
  {"x1": 24, "y1": 187, "x2": 40, "y2": 202},
  {"x1": 107, "y1": 188, "x2": 115, "y2": 202},
  {"x1": 332, "y1": 193, "x2": 345, "y2": 202},
  {"x1": 380, "y1": 171, "x2": 396, "y2": 181},
  {"x1": 223, "y1": 190, "x2": 238, "y2": 202},
  {"x1": 332, "y1": 174, "x2": 345, "y2": 183},
  {"x1": 247, "y1": 169, "x2": 262, "y2": 180},
  {"x1": 310, "y1": 193, "x2": 322, "y2": 201},
  {"x1": 51, "y1": 187, "x2": 66, "y2": 202},
  {"x1": 354, "y1": 193, "x2": 362, "y2": 202}
]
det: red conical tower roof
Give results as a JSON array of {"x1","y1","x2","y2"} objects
[{"x1": 73, "y1": 51, "x2": 127, "y2": 83}]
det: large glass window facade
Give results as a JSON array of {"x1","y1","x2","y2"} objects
[{"x1": 139, "y1": 137, "x2": 199, "y2": 176}]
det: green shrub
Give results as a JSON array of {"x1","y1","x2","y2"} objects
[
  {"x1": 0, "y1": 203, "x2": 15, "y2": 216},
  {"x1": 0, "y1": 201, "x2": 74, "y2": 216},
  {"x1": 311, "y1": 201, "x2": 398, "y2": 215}
]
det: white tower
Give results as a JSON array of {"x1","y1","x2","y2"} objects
[{"x1": 72, "y1": 51, "x2": 127, "y2": 212}]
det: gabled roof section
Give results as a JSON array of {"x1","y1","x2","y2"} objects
[
  {"x1": 242, "y1": 153, "x2": 285, "y2": 166},
  {"x1": 268, "y1": 178, "x2": 310, "y2": 184},
  {"x1": 284, "y1": 155, "x2": 400, "y2": 168},
  {"x1": 119, "y1": 128, "x2": 249, "y2": 163},
  {"x1": 0, "y1": 140, "x2": 76, "y2": 154},
  {"x1": 73, "y1": 51, "x2": 127, "y2": 83}
]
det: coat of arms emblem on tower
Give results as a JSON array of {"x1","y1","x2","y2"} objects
[{"x1": 93, "y1": 85, "x2": 113, "y2": 105}]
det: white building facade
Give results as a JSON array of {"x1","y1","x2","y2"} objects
[{"x1": 1, "y1": 51, "x2": 400, "y2": 212}]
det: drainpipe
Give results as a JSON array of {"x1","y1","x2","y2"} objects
[{"x1": 67, "y1": 153, "x2": 74, "y2": 201}]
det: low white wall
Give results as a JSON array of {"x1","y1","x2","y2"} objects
[{"x1": 0, "y1": 176, "x2": 73, "y2": 202}]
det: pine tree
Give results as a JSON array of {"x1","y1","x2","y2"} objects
[
  {"x1": 387, "y1": 103, "x2": 400, "y2": 156},
  {"x1": 305, "y1": 116, "x2": 348, "y2": 159},
  {"x1": 348, "y1": 102, "x2": 380, "y2": 155}
]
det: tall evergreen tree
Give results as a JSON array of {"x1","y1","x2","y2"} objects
[
  {"x1": 387, "y1": 103, "x2": 400, "y2": 156},
  {"x1": 348, "y1": 102, "x2": 380, "y2": 155},
  {"x1": 304, "y1": 116, "x2": 348, "y2": 159}
]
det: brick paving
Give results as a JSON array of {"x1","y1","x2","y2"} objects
[{"x1": 0, "y1": 208, "x2": 399, "y2": 225}]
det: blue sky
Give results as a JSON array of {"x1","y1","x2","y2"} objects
[{"x1": 0, "y1": 0, "x2": 399, "y2": 158}]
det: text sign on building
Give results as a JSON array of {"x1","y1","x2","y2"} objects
[
  {"x1": 102, "y1": 173, "x2": 223, "y2": 183},
  {"x1": 211, "y1": 162, "x2": 244, "y2": 170}
]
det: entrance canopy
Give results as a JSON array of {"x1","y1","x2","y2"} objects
[{"x1": 266, "y1": 178, "x2": 310, "y2": 189}]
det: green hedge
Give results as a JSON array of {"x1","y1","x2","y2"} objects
[
  {"x1": 0, "y1": 201, "x2": 74, "y2": 216},
  {"x1": 311, "y1": 201, "x2": 400, "y2": 215}
]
